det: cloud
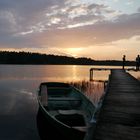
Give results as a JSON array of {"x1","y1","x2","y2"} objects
[
  {"x1": 31, "y1": 12, "x2": 140, "y2": 49},
  {"x1": 138, "y1": 7, "x2": 140, "y2": 12},
  {"x1": 0, "y1": 0, "x2": 140, "y2": 53},
  {"x1": 0, "y1": 10, "x2": 18, "y2": 34},
  {"x1": 126, "y1": 0, "x2": 134, "y2": 5}
]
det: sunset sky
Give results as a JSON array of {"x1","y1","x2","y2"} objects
[{"x1": 0, "y1": 0, "x2": 140, "y2": 60}]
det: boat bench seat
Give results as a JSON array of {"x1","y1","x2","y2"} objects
[
  {"x1": 48, "y1": 97, "x2": 82, "y2": 109},
  {"x1": 48, "y1": 97, "x2": 81, "y2": 102},
  {"x1": 58, "y1": 109, "x2": 85, "y2": 115},
  {"x1": 72, "y1": 126, "x2": 87, "y2": 132}
]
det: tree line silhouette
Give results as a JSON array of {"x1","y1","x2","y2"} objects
[{"x1": 0, "y1": 51, "x2": 135, "y2": 66}]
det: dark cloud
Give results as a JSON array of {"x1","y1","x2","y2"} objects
[
  {"x1": 87, "y1": 3, "x2": 108, "y2": 14},
  {"x1": 73, "y1": 14, "x2": 104, "y2": 23},
  {"x1": 0, "y1": 0, "x2": 65, "y2": 31},
  {"x1": 0, "y1": 0, "x2": 140, "y2": 50},
  {"x1": 137, "y1": 7, "x2": 140, "y2": 12},
  {"x1": 0, "y1": 0, "x2": 66, "y2": 48},
  {"x1": 35, "y1": 12, "x2": 140, "y2": 47}
]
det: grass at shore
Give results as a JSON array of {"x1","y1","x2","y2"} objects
[{"x1": 69, "y1": 80, "x2": 105, "y2": 106}]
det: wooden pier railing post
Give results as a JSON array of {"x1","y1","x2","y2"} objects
[{"x1": 90, "y1": 69, "x2": 93, "y2": 81}]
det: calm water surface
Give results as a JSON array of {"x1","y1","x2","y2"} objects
[
  {"x1": 0, "y1": 65, "x2": 139, "y2": 103},
  {"x1": 0, "y1": 65, "x2": 111, "y2": 104},
  {"x1": 0, "y1": 65, "x2": 139, "y2": 140}
]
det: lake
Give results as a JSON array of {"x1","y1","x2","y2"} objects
[
  {"x1": 0, "y1": 65, "x2": 139, "y2": 140},
  {"x1": 0, "y1": 65, "x2": 139, "y2": 104}
]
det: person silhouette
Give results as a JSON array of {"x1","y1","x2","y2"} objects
[
  {"x1": 122, "y1": 55, "x2": 126, "y2": 69},
  {"x1": 136, "y1": 55, "x2": 140, "y2": 71}
]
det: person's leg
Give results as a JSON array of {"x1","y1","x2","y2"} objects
[
  {"x1": 123, "y1": 62, "x2": 125, "y2": 69},
  {"x1": 136, "y1": 62, "x2": 138, "y2": 70}
]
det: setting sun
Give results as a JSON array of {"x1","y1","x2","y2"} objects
[{"x1": 62, "y1": 47, "x2": 85, "y2": 57}]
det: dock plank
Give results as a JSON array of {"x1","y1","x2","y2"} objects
[{"x1": 92, "y1": 70, "x2": 140, "y2": 140}]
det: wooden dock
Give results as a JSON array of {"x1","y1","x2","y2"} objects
[
  {"x1": 89, "y1": 68, "x2": 137, "y2": 81},
  {"x1": 92, "y1": 69, "x2": 140, "y2": 140}
]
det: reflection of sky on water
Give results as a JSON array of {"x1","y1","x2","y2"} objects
[
  {"x1": 1, "y1": 65, "x2": 138, "y2": 81},
  {"x1": 0, "y1": 65, "x2": 139, "y2": 139},
  {"x1": 0, "y1": 65, "x2": 139, "y2": 103},
  {"x1": 128, "y1": 71, "x2": 140, "y2": 79},
  {"x1": 0, "y1": 65, "x2": 139, "y2": 105},
  {"x1": 0, "y1": 65, "x2": 111, "y2": 81},
  {"x1": 0, "y1": 79, "x2": 40, "y2": 140}
]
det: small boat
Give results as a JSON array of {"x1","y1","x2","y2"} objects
[{"x1": 38, "y1": 82, "x2": 96, "y2": 140}]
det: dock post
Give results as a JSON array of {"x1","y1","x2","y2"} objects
[{"x1": 90, "y1": 69, "x2": 93, "y2": 81}]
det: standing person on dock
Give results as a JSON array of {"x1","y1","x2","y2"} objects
[
  {"x1": 136, "y1": 55, "x2": 140, "y2": 71},
  {"x1": 122, "y1": 55, "x2": 126, "y2": 69}
]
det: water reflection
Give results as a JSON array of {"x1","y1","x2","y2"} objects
[
  {"x1": 0, "y1": 65, "x2": 110, "y2": 81},
  {"x1": 0, "y1": 79, "x2": 40, "y2": 140},
  {"x1": 0, "y1": 65, "x2": 140, "y2": 140},
  {"x1": 128, "y1": 71, "x2": 140, "y2": 80}
]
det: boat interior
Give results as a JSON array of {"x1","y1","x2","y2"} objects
[{"x1": 39, "y1": 83, "x2": 95, "y2": 132}]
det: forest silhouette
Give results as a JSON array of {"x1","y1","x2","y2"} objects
[{"x1": 0, "y1": 51, "x2": 135, "y2": 66}]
